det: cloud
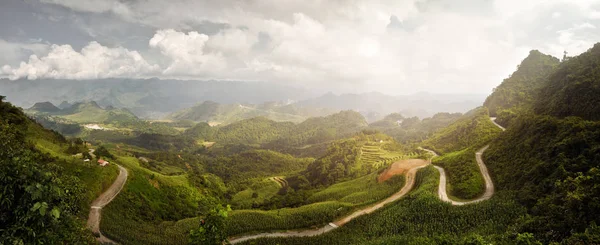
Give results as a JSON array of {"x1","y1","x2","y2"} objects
[
  {"x1": 148, "y1": 29, "x2": 226, "y2": 76},
  {"x1": 3, "y1": 0, "x2": 600, "y2": 94},
  {"x1": 1, "y1": 41, "x2": 159, "y2": 80}
]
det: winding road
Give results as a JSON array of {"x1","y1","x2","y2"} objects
[
  {"x1": 229, "y1": 161, "x2": 430, "y2": 244},
  {"x1": 87, "y1": 164, "x2": 128, "y2": 244},
  {"x1": 424, "y1": 117, "x2": 505, "y2": 205},
  {"x1": 93, "y1": 117, "x2": 505, "y2": 244},
  {"x1": 229, "y1": 117, "x2": 506, "y2": 243}
]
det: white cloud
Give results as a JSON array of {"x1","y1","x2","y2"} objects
[
  {"x1": 1, "y1": 41, "x2": 159, "y2": 80},
  {"x1": 3, "y1": 0, "x2": 600, "y2": 94},
  {"x1": 149, "y1": 29, "x2": 226, "y2": 76}
]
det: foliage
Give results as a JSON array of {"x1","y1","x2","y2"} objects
[
  {"x1": 206, "y1": 150, "x2": 313, "y2": 183},
  {"x1": 433, "y1": 148, "x2": 484, "y2": 199},
  {"x1": 369, "y1": 112, "x2": 462, "y2": 144},
  {"x1": 95, "y1": 145, "x2": 115, "y2": 159},
  {"x1": 189, "y1": 203, "x2": 232, "y2": 245},
  {"x1": 485, "y1": 114, "x2": 600, "y2": 243},
  {"x1": 237, "y1": 166, "x2": 526, "y2": 245},
  {"x1": 534, "y1": 43, "x2": 600, "y2": 120},
  {"x1": 484, "y1": 50, "x2": 560, "y2": 116},
  {"x1": 307, "y1": 173, "x2": 405, "y2": 205},
  {"x1": 0, "y1": 98, "x2": 95, "y2": 244},
  {"x1": 304, "y1": 139, "x2": 361, "y2": 187},
  {"x1": 423, "y1": 107, "x2": 501, "y2": 154}
]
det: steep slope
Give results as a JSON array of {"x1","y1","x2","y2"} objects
[
  {"x1": 534, "y1": 43, "x2": 600, "y2": 120},
  {"x1": 482, "y1": 43, "x2": 600, "y2": 243},
  {"x1": 483, "y1": 50, "x2": 559, "y2": 116},
  {"x1": 423, "y1": 107, "x2": 501, "y2": 154},
  {"x1": 0, "y1": 96, "x2": 118, "y2": 244}
]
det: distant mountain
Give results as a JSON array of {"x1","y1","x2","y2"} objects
[
  {"x1": 185, "y1": 110, "x2": 368, "y2": 149},
  {"x1": 26, "y1": 100, "x2": 139, "y2": 124},
  {"x1": 168, "y1": 100, "x2": 336, "y2": 125},
  {"x1": 0, "y1": 78, "x2": 317, "y2": 119},
  {"x1": 57, "y1": 101, "x2": 72, "y2": 109},
  {"x1": 28, "y1": 101, "x2": 61, "y2": 113},
  {"x1": 483, "y1": 50, "x2": 560, "y2": 116},
  {"x1": 296, "y1": 91, "x2": 485, "y2": 121}
]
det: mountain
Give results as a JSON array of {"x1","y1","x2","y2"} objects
[
  {"x1": 26, "y1": 100, "x2": 139, "y2": 124},
  {"x1": 0, "y1": 78, "x2": 318, "y2": 119},
  {"x1": 369, "y1": 112, "x2": 462, "y2": 143},
  {"x1": 0, "y1": 96, "x2": 116, "y2": 243},
  {"x1": 480, "y1": 44, "x2": 600, "y2": 243},
  {"x1": 185, "y1": 110, "x2": 368, "y2": 150},
  {"x1": 483, "y1": 50, "x2": 560, "y2": 116},
  {"x1": 57, "y1": 101, "x2": 72, "y2": 109},
  {"x1": 28, "y1": 101, "x2": 61, "y2": 112},
  {"x1": 296, "y1": 91, "x2": 485, "y2": 121},
  {"x1": 534, "y1": 43, "x2": 600, "y2": 120},
  {"x1": 167, "y1": 100, "x2": 320, "y2": 125}
]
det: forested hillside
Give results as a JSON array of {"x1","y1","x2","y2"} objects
[
  {"x1": 483, "y1": 50, "x2": 559, "y2": 116},
  {"x1": 481, "y1": 44, "x2": 600, "y2": 243},
  {"x1": 534, "y1": 43, "x2": 600, "y2": 120},
  {"x1": 168, "y1": 101, "x2": 306, "y2": 124},
  {"x1": 0, "y1": 96, "x2": 117, "y2": 244},
  {"x1": 423, "y1": 107, "x2": 501, "y2": 154},
  {"x1": 369, "y1": 112, "x2": 462, "y2": 143}
]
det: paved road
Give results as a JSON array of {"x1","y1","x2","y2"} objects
[
  {"x1": 87, "y1": 165, "x2": 128, "y2": 244},
  {"x1": 228, "y1": 162, "x2": 429, "y2": 244}
]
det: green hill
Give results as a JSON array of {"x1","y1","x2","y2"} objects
[
  {"x1": 480, "y1": 43, "x2": 600, "y2": 243},
  {"x1": 26, "y1": 100, "x2": 140, "y2": 125},
  {"x1": 168, "y1": 100, "x2": 309, "y2": 125},
  {"x1": 29, "y1": 101, "x2": 61, "y2": 112},
  {"x1": 423, "y1": 107, "x2": 501, "y2": 154},
  {"x1": 483, "y1": 50, "x2": 560, "y2": 116},
  {"x1": 0, "y1": 96, "x2": 119, "y2": 244},
  {"x1": 534, "y1": 43, "x2": 600, "y2": 120}
]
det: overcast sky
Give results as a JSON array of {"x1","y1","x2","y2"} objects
[{"x1": 1, "y1": 0, "x2": 599, "y2": 95}]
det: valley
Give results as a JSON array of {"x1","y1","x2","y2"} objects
[{"x1": 2, "y1": 19, "x2": 600, "y2": 245}]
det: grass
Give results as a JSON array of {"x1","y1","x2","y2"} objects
[
  {"x1": 100, "y1": 155, "x2": 204, "y2": 244},
  {"x1": 433, "y1": 148, "x2": 485, "y2": 200},
  {"x1": 101, "y1": 199, "x2": 355, "y2": 245},
  {"x1": 307, "y1": 172, "x2": 405, "y2": 205},
  {"x1": 237, "y1": 166, "x2": 526, "y2": 245},
  {"x1": 231, "y1": 178, "x2": 282, "y2": 209}
]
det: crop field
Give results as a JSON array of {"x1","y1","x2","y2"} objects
[
  {"x1": 231, "y1": 177, "x2": 282, "y2": 209},
  {"x1": 238, "y1": 166, "x2": 526, "y2": 245},
  {"x1": 101, "y1": 200, "x2": 355, "y2": 245},
  {"x1": 359, "y1": 142, "x2": 418, "y2": 170},
  {"x1": 307, "y1": 172, "x2": 405, "y2": 205}
]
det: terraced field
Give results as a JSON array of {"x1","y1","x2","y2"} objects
[{"x1": 359, "y1": 142, "x2": 418, "y2": 169}]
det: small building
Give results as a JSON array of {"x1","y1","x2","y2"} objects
[{"x1": 97, "y1": 159, "x2": 109, "y2": 167}]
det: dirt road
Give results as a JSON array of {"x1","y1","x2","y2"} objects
[
  {"x1": 430, "y1": 117, "x2": 504, "y2": 205},
  {"x1": 87, "y1": 165, "x2": 128, "y2": 244},
  {"x1": 228, "y1": 160, "x2": 429, "y2": 244},
  {"x1": 433, "y1": 145, "x2": 494, "y2": 205}
]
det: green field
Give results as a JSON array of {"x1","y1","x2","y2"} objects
[
  {"x1": 307, "y1": 172, "x2": 405, "y2": 205},
  {"x1": 231, "y1": 178, "x2": 282, "y2": 209},
  {"x1": 237, "y1": 166, "x2": 526, "y2": 245}
]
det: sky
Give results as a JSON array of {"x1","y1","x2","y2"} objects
[{"x1": 1, "y1": 0, "x2": 599, "y2": 95}]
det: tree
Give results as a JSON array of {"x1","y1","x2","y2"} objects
[
  {"x1": 95, "y1": 145, "x2": 114, "y2": 159},
  {"x1": 189, "y1": 203, "x2": 232, "y2": 245}
]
